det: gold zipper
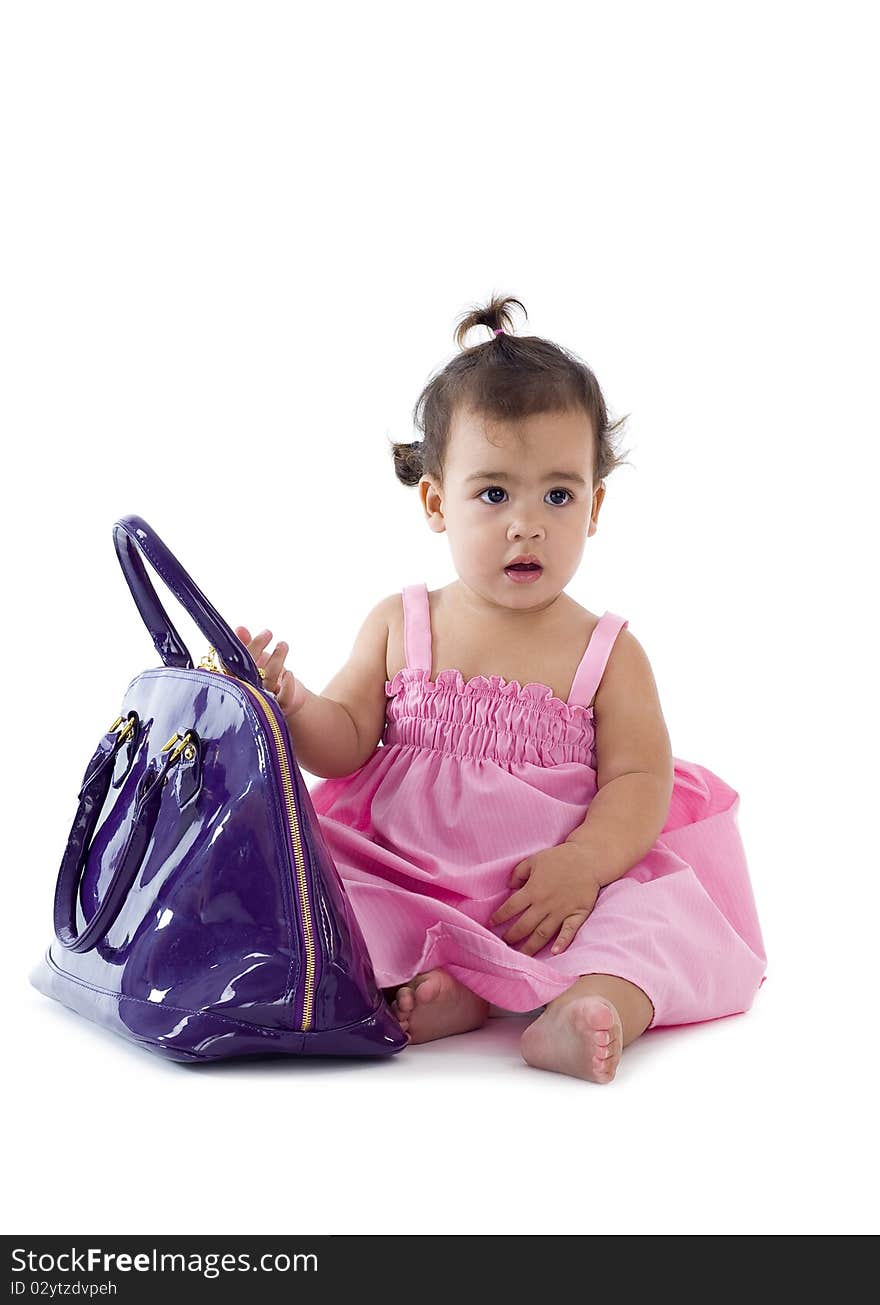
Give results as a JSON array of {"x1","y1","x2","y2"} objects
[{"x1": 198, "y1": 647, "x2": 317, "y2": 1030}]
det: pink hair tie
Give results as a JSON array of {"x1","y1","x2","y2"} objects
[{"x1": 494, "y1": 328, "x2": 505, "y2": 335}]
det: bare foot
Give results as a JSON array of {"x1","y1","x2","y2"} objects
[
  {"x1": 519, "y1": 994, "x2": 624, "y2": 1083},
  {"x1": 386, "y1": 968, "x2": 489, "y2": 1043}
]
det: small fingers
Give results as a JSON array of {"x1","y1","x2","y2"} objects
[
  {"x1": 550, "y1": 913, "x2": 588, "y2": 955},
  {"x1": 275, "y1": 669, "x2": 297, "y2": 708},
  {"x1": 515, "y1": 921, "x2": 557, "y2": 957},
  {"x1": 234, "y1": 627, "x2": 272, "y2": 662},
  {"x1": 501, "y1": 906, "x2": 546, "y2": 948},
  {"x1": 489, "y1": 889, "x2": 526, "y2": 927},
  {"x1": 252, "y1": 630, "x2": 275, "y2": 667},
  {"x1": 234, "y1": 628, "x2": 291, "y2": 692},
  {"x1": 240, "y1": 628, "x2": 279, "y2": 669},
  {"x1": 264, "y1": 640, "x2": 289, "y2": 687}
]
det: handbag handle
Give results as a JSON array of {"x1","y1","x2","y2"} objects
[
  {"x1": 112, "y1": 514, "x2": 262, "y2": 688},
  {"x1": 54, "y1": 721, "x2": 192, "y2": 953}
]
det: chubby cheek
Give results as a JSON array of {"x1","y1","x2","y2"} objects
[
  {"x1": 565, "y1": 527, "x2": 588, "y2": 560},
  {"x1": 449, "y1": 514, "x2": 494, "y2": 560},
  {"x1": 559, "y1": 513, "x2": 590, "y2": 555}
]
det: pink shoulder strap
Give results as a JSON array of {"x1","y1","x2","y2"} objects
[
  {"x1": 567, "y1": 611, "x2": 629, "y2": 708},
  {"x1": 402, "y1": 583, "x2": 432, "y2": 672}
]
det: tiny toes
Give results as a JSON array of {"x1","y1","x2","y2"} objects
[{"x1": 415, "y1": 975, "x2": 441, "y2": 1003}]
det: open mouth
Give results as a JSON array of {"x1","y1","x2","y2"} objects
[{"x1": 504, "y1": 562, "x2": 544, "y2": 582}]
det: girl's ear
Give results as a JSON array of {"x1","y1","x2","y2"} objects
[
  {"x1": 587, "y1": 482, "x2": 605, "y2": 537},
  {"x1": 419, "y1": 476, "x2": 446, "y2": 533}
]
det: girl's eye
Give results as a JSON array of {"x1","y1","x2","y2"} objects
[{"x1": 477, "y1": 486, "x2": 573, "y2": 506}]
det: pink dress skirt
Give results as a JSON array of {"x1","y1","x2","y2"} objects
[{"x1": 308, "y1": 584, "x2": 767, "y2": 1030}]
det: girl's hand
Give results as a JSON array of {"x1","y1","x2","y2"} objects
[
  {"x1": 233, "y1": 625, "x2": 307, "y2": 717},
  {"x1": 488, "y1": 845, "x2": 602, "y2": 957}
]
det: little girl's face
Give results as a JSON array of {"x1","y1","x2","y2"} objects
[{"x1": 419, "y1": 405, "x2": 604, "y2": 610}]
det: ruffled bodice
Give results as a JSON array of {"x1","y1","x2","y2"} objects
[{"x1": 383, "y1": 666, "x2": 597, "y2": 769}]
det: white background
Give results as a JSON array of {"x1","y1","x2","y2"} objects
[{"x1": 2, "y1": 0, "x2": 876, "y2": 1237}]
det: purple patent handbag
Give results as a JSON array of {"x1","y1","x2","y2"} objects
[{"x1": 30, "y1": 515, "x2": 408, "y2": 1062}]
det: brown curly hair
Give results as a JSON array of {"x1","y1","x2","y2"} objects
[{"x1": 389, "y1": 293, "x2": 631, "y2": 490}]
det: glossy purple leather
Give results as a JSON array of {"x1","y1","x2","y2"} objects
[{"x1": 30, "y1": 515, "x2": 408, "y2": 1062}]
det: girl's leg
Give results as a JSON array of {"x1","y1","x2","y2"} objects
[{"x1": 520, "y1": 973, "x2": 655, "y2": 1083}]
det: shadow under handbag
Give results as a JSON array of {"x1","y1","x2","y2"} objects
[{"x1": 30, "y1": 514, "x2": 408, "y2": 1063}]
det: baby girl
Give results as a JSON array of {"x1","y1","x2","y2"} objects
[{"x1": 235, "y1": 295, "x2": 767, "y2": 1084}]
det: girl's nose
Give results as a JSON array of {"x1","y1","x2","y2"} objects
[{"x1": 507, "y1": 523, "x2": 546, "y2": 540}]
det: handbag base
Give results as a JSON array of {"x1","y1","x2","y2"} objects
[{"x1": 30, "y1": 948, "x2": 408, "y2": 1063}]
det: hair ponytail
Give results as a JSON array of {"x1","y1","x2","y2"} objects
[{"x1": 388, "y1": 292, "x2": 631, "y2": 489}]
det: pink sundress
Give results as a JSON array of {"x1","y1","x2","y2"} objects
[{"x1": 307, "y1": 584, "x2": 767, "y2": 1029}]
